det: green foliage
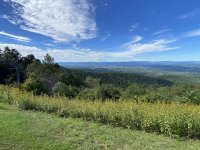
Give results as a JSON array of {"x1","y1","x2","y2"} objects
[
  {"x1": 0, "y1": 47, "x2": 39, "y2": 84},
  {"x1": 185, "y1": 90, "x2": 200, "y2": 104},
  {"x1": 77, "y1": 77, "x2": 103, "y2": 100},
  {"x1": 2, "y1": 46, "x2": 21, "y2": 64},
  {"x1": 85, "y1": 76, "x2": 101, "y2": 88},
  {"x1": 43, "y1": 53, "x2": 55, "y2": 65},
  {"x1": 78, "y1": 88, "x2": 101, "y2": 100},
  {"x1": 3, "y1": 46, "x2": 200, "y2": 105},
  {"x1": 2, "y1": 85, "x2": 200, "y2": 139},
  {"x1": 52, "y1": 82, "x2": 79, "y2": 98},
  {"x1": 99, "y1": 84, "x2": 121, "y2": 101},
  {"x1": 22, "y1": 73, "x2": 47, "y2": 95},
  {"x1": 2, "y1": 103, "x2": 200, "y2": 150},
  {"x1": 69, "y1": 69, "x2": 173, "y2": 88},
  {"x1": 78, "y1": 84, "x2": 121, "y2": 101},
  {"x1": 1, "y1": 47, "x2": 22, "y2": 84},
  {"x1": 122, "y1": 83, "x2": 146, "y2": 100}
]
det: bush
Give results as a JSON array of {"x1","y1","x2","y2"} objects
[
  {"x1": 2, "y1": 85, "x2": 200, "y2": 139},
  {"x1": 22, "y1": 73, "x2": 47, "y2": 95},
  {"x1": 52, "y1": 82, "x2": 79, "y2": 98},
  {"x1": 185, "y1": 90, "x2": 200, "y2": 105},
  {"x1": 85, "y1": 76, "x2": 101, "y2": 88},
  {"x1": 122, "y1": 83, "x2": 146, "y2": 100},
  {"x1": 78, "y1": 88, "x2": 101, "y2": 100},
  {"x1": 99, "y1": 84, "x2": 121, "y2": 101}
]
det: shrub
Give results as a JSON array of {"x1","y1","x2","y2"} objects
[
  {"x1": 52, "y1": 82, "x2": 79, "y2": 98},
  {"x1": 185, "y1": 90, "x2": 200, "y2": 105},
  {"x1": 2, "y1": 85, "x2": 200, "y2": 139},
  {"x1": 22, "y1": 73, "x2": 47, "y2": 95},
  {"x1": 99, "y1": 84, "x2": 121, "y2": 101},
  {"x1": 78, "y1": 88, "x2": 101, "y2": 100},
  {"x1": 122, "y1": 83, "x2": 146, "y2": 100},
  {"x1": 85, "y1": 76, "x2": 101, "y2": 88}
]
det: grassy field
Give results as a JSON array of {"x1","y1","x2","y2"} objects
[
  {"x1": 1, "y1": 103, "x2": 200, "y2": 150},
  {"x1": 2, "y1": 85, "x2": 200, "y2": 139}
]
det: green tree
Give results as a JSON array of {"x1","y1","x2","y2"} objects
[
  {"x1": 52, "y1": 82, "x2": 79, "y2": 98},
  {"x1": 99, "y1": 84, "x2": 121, "y2": 101},
  {"x1": 78, "y1": 88, "x2": 101, "y2": 100},
  {"x1": 1, "y1": 47, "x2": 22, "y2": 84},
  {"x1": 85, "y1": 76, "x2": 101, "y2": 88},
  {"x1": 22, "y1": 73, "x2": 47, "y2": 95},
  {"x1": 43, "y1": 53, "x2": 54, "y2": 64},
  {"x1": 122, "y1": 83, "x2": 146, "y2": 100}
]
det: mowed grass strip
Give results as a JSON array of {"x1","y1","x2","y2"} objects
[{"x1": 0, "y1": 103, "x2": 200, "y2": 150}]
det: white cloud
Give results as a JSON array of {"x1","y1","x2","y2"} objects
[
  {"x1": 184, "y1": 28, "x2": 200, "y2": 38},
  {"x1": 153, "y1": 29, "x2": 170, "y2": 35},
  {"x1": 129, "y1": 23, "x2": 139, "y2": 32},
  {"x1": 3, "y1": 0, "x2": 96, "y2": 42},
  {"x1": 0, "y1": 38, "x2": 178, "y2": 62},
  {"x1": 42, "y1": 43, "x2": 55, "y2": 47},
  {"x1": 116, "y1": 39, "x2": 178, "y2": 58},
  {"x1": 178, "y1": 9, "x2": 200, "y2": 19},
  {"x1": 0, "y1": 43, "x2": 105, "y2": 62},
  {"x1": 0, "y1": 31, "x2": 31, "y2": 42},
  {"x1": 101, "y1": 33, "x2": 111, "y2": 41},
  {"x1": 121, "y1": 35, "x2": 143, "y2": 47},
  {"x1": 0, "y1": 43, "x2": 44, "y2": 57},
  {"x1": 131, "y1": 35, "x2": 143, "y2": 43}
]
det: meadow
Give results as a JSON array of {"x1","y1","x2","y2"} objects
[
  {"x1": 1, "y1": 85, "x2": 200, "y2": 139},
  {"x1": 2, "y1": 103, "x2": 200, "y2": 150}
]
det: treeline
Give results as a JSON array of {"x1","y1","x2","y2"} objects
[
  {"x1": 1, "y1": 47, "x2": 200, "y2": 104},
  {"x1": 66, "y1": 69, "x2": 173, "y2": 88},
  {"x1": 0, "y1": 47, "x2": 40, "y2": 84},
  {"x1": 0, "y1": 47, "x2": 122, "y2": 100}
]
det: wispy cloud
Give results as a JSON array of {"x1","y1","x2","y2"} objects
[
  {"x1": 101, "y1": 33, "x2": 111, "y2": 41},
  {"x1": 42, "y1": 43, "x2": 55, "y2": 47},
  {"x1": 3, "y1": 0, "x2": 96, "y2": 42},
  {"x1": 115, "y1": 39, "x2": 178, "y2": 58},
  {"x1": 178, "y1": 9, "x2": 200, "y2": 19},
  {"x1": 0, "y1": 43, "x2": 105, "y2": 62},
  {"x1": 0, "y1": 31, "x2": 31, "y2": 42},
  {"x1": 123, "y1": 35, "x2": 143, "y2": 46},
  {"x1": 131, "y1": 35, "x2": 143, "y2": 43},
  {"x1": 0, "y1": 43, "x2": 44, "y2": 58},
  {"x1": 129, "y1": 23, "x2": 139, "y2": 32},
  {"x1": 0, "y1": 38, "x2": 178, "y2": 62},
  {"x1": 153, "y1": 29, "x2": 170, "y2": 35},
  {"x1": 183, "y1": 28, "x2": 200, "y2": 38}
]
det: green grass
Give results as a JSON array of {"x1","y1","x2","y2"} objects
[
  {"x1": 2, "y1": 85, "x2": 200, "y2": 139},
  {"x1": 1, "y1": 103, "x2": 200, "y2": 150}
]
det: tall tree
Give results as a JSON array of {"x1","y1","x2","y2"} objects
[
  {"x1": 2, "y1": 47, "x2": 22, "y2": 84},
  {"x1": 43, "y1": 53, "x2": 54, "y2": 64}
]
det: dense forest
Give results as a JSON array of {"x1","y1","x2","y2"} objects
[
  {"x1": 67, "y1": 69, "x2": 173, "y2": 88},
  {"x1": 1, "y1": 46, "x2": 200, "y2": 104}
]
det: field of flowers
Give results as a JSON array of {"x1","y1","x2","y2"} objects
[{"x1": 1, "y1": 85, "x2": 200, "y2": 139}]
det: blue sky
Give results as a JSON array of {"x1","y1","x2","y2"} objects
[{"x1": 0, "y1": 0, "x2": 200, "y2": 62}]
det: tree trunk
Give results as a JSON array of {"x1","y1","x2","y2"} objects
[{"x1": 15, "y1": 65, "x2": 20, "y2": 85}]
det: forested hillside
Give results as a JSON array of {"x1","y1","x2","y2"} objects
[
  {"x1": 1, "y1": 46, "x2": 200, "y2": 104},
  {"x1": 65, "y1": 68, "x2": 173, "y2": 88}
]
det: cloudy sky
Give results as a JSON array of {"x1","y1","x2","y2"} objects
[{"x1": 0, "y1": 0, "x2": 200, "y2": 62}]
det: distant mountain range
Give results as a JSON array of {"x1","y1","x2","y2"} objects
[
  {"x1": 59, "y1": 61, "x2": 200, "y2": 67},
  {"x1": 59, "y1": 61, "x2": 200, "y2": 73}
]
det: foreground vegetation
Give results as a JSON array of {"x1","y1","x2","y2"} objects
[
  {"x1": 1, "y1": 103, "x2": 200, "y2": 150},
  {"x1": 2, "y1": 46, "x2": 200, "y2": 143},
  {"x1": 2, "y1": 46, "x2": 200, "y2": 104},
  {"x1": 2, "y1": 85, "x2": 200, "y2": 140}
]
